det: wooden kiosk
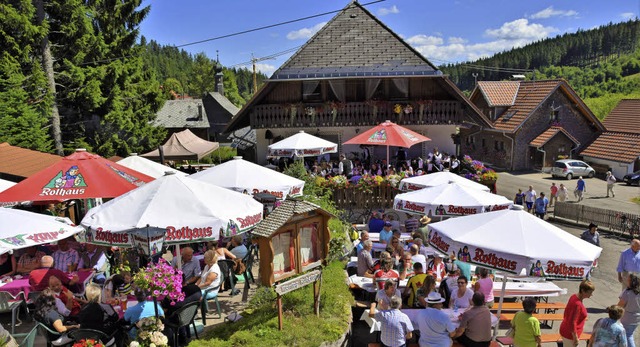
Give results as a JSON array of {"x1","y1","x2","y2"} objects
[
  {"x1": 252, "y1": 200, "x2": 332, "y2": 330},
  {"x1": 253, "y1": 200, "x2": 332, "y2": 287}
]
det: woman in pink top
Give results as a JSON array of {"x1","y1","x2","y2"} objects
[{"x1": 473, "y1": 267, "x2": 494, "y2": 308}]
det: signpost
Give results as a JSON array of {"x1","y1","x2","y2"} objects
[{"x1": 274, "y1": 269, "x2": 322, "y2": 330}]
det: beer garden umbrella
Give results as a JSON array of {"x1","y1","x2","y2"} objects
[
  {"x1": 393, "y1": 183, "x2": 511, "y2": 218},
  {"x1": 343, "y1": 120, "x2": 431, "y2": 165},
  {"x1": 0, "y1": 149, "x2": 154, "y2": 204},
  {"x1": 268, "y1": 130, "x2": 337, "y2": 157},
  {"x1": 190, "y1": 156, "x2": 305, "y2": 199},
  {"x1": 80, "y1": 173, "x2": 264, "y2": 255},
  {"x1": 0, "y1": 208, "x2": 83, "y2": 254},
  {"x1": 398, "y1": 171, "x2": 490, "y2": 192},
  {"x1": 117, "y1": 153, "x2": 186, "y2": 179},
  {"x1": 427, "y1": 206, "x2": 602, "y2": 337}
]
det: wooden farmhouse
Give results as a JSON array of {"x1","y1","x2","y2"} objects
[
  {"x1": 252, "y1": 200, "x2": 332, "y2": 287},
  {"x1": 224, "y1": 1, "x2": 492, "y2": 164},
  {"x1": 466, "y1": 79, "x2": 605, "y2": 171}
]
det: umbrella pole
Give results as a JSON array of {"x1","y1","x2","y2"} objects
[
  {"x1": 386, "y1": 146, "x2": 390, "y2": 170},
  {"x1": 492, "y1": 274, "x2": 507, "y2": 339},
  {"x1": 147, "y1": 224, "x2": 160, "y2": 319}
]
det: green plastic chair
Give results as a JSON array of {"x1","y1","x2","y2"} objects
[{"x1": 18, "y1": 325, "x2": 38, "y2": 347}]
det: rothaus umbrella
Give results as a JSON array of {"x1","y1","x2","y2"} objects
[
  {"x1": 117, "y1": 153, "x2": 186, "y2": 179},
  {"x1": 427, "y1": 206, "x2": 601, "y2": 337},
  {"x1": 0, "y1": 149, "x2": 154, "y2": 204},
  {"x1": 81, "y1": 173, "x2": 264, "y2": 254},
  {"x1": 393, "y1": 183, "x2": 511, "y2": 218},
  {"x1": 343, "y1": 120, "x2": 430, "y2": 165},
  {"x1": 0, "y1": 208, "x2": 83, "y2": 254},
  {"x1": 399, "y1": 171, "x2": 490, "y2": 192},
  {"x1": 190, "y1": 156, "x2": 305, "y2": 199},
  {"x1": 268, "y1": 130, "x2": 337, "y2": 157}
]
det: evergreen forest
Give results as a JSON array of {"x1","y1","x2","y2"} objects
[
  {"x1": 0, "y1": 0, "x2": 636, "y2": 157},
  {"x1": 441, "y1": 19, "x2": 640, "y2": 119}
]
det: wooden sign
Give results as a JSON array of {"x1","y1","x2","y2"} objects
[{"x1": 275, "y1": 270, "x2": 321, "y2": 295}]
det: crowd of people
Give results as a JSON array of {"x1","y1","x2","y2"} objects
[
  {"x1": 351, "y1": 204, "x2": 640, "y2": 347},
  {"x1": 0, "y1": 228, "x2": 252, "y2": 346}
]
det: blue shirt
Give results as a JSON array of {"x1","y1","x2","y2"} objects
[
  {"x1": 591, "y1": 318, "x2": 627, "y2": 347},
  {"x1": 369, "y1": 218, "x2": 385, "y2": 233},
  {"x1": 124, "y1": 301, "x2": 165, "y2": 338},
  {"x1": 576, "y1": 179, "x2": 586, "y2": 191},
  {"x1": 534, "y1": 197, "x2": 548, "y2": 213},
  {"x1": 616, "y1": 248, "x2": 640, "y2": 273},
  {"x1": 379, "y1": 229, "x2": 394, "y2": 244},
  {"x1": 417, "y1": 307, "x2": 456, "y2": 347},
  {"x1": 580, "y1": 230, "x2": 600, "y2": 246},
  {"x1": 375, "y1": 309, "x2": 414, "y2": 347}
]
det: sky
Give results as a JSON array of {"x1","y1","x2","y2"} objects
[{"x1": 139, "y1": 0, "x2": 639, "y2": 77}]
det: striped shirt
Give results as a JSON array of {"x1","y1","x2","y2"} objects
[
  {"x1": 52, "y1": 249, "x2": 79, "y2": 272},
  {"x1": 404, "y1": 217, "x2": 419, "y2": 234}
]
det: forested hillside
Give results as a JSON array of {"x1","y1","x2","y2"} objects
[
  {"x1": 441, "y1": 20, "x2": 640, "y2": 118},
  {"x1": 141, "y1": 38, "x2": 268, "y2": 107}
]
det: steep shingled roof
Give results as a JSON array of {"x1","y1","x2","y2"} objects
[
  {"x1": 253, "y1": 200, "x2": 332, "y2": 238},
  {"x1": 475, "y1": 81, "x2": 519, "y2": 107},
  {"x1": 530, "y1": 127, "x2": 580, "y2": 147},
  {"x1": 272, "y1": 2, "x2": 440, "y2": 80},
  {"x1": 602, "y1": 99, "x2": 640, "y2": 134},
  {"x1": 0, "y1": 143, "x2": 61, "y2": 179},
  {"x1": 153, "y1": 99, "x2": 210, "y2": 129},
  {"x1": 207, "y1": 92, "x2": 240, "y2": 115},
  {"x1": 581, "y1": 132, "x2": 640, "y2": 163}
]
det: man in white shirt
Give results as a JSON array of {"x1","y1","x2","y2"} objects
[
  {"x1": 524, "y1": 185, "x2": 537, "y2": 213},
  {"x1": 52, "y1": 238, "x2": 79, "y2": 273}
]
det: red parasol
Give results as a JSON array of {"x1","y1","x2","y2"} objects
[
  {"x1": 343, "y1": 120, "x2": 431, "y2": 165},
  {"x1": 0, "y1": 149, "x2": 154, "y2": 203}
]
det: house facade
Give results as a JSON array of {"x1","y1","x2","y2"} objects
[
  {"x1": 464, "y1": 80, "x2": 605, "y2": 171},
  {"x1": 224, "y1": 2, "x2": 492, "y2": 165},
  {"x1": 581, "y1": 99, "x2": 640, "y2": 178}
]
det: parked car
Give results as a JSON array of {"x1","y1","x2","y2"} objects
[
  {"x1": 551, "y1": 159, "x2": 596, "y2": 180},
  {"x1": 623, "y1": 170, "x2": 640, "y2": 185}
]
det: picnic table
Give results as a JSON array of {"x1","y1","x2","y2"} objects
[
  {"x1": 361, "y1": 308, "x2": 499, "y2": 334},
  {"x1": 0, "y1": 270, "x2": 94, "y2": 298},
  {"x1": 492, "y1": 281, "x2": 567, "y2": 298}
]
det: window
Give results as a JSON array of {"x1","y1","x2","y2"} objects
[
  {"x1": 551, "y1": 110, "x2": 560, "y2": 122},
  {"x1": 494, "y1": 140, "x2": 504, "y2": 151},
  {"x1": 272, "y1": 230, "x2": 295, "y2": 278},
  {"x1": 299, "y1": 223, "x2": 320, "y2": 268},
  {"x1": 302, "y1": 81, "x2": 322, "y2": 102},
  {"x1": 481, "y1": 138, "x2": 486, "y2": 148},
  {"x1": 388, "y1": 79, "x2": 409, "y2": 100}
]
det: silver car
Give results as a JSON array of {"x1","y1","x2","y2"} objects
[{"x1": 551, "y1": 159, "x2": 595, "y2": 180}]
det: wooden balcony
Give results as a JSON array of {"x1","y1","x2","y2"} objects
[{"x1": 250, "y1": 101, "x2": 463, "y2": 128}]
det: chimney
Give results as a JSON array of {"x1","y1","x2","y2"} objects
[
  {"x1": 215, "y1": 71, "x2": 224, "y2": 95},
  {"x1": 197, "y1": 104, "x2": 203, "y2": 120}
]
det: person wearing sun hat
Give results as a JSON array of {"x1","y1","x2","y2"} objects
[
  {"x1": 415, "y1": 215, "x2": 432, "y2": 242},
  {"x1": 416, "y1": 292, "x2": 457, "y2": 347}
]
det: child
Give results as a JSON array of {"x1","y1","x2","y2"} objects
[{"x1": 117, "y1": 271, "x2": 133, "y2": 296}]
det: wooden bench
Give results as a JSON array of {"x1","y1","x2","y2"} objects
[
  {"x1": 491, "y1": 302, "x2": 566, "y2": 311},
  {"x1": 499, "y1": 313, "x2": 565, "y2": 321},
  {"x1": 497, "y1": 332, "x2": 591, "y2": 346}
]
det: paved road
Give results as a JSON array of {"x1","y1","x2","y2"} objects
[{"x1": 496, "y1": 171, "x2": 639, "y2": 215}]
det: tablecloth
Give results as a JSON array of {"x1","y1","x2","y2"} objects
[{"x1": 0, "y1": 270, "x2": 93, "y2": 298}]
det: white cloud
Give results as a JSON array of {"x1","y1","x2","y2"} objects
[
  {"x1": 485, "y1": 19, "x2": 557, "y2": 40},
  {"x1": 448, "y1": 37, "x2": 467, "y2": 44},
  {"x1": 406, "y1": 34, "x2": 443, "y2": 46},
  {"x1": 406, "y1": 18, "x2": 558, "y2": 63},
  {"x1": 530, "y1": 6, "x2": 578, "y2": 19},
  {"x1": 377, "y1": 5, "x2": 399, "y2": 16},
  {"x1": 286, "y1": 22, "x2": 327, "y2": 40},
  {"x1": 621, "y1": 12, "x2": 636, "y2": 20},
  {"x1": 255, "y1": 63, "x2": 277, "y2": 77}
]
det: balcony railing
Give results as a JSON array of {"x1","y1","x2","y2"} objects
[{"x1": 250, "y1": 101, "x2": 463, "y2": 128}]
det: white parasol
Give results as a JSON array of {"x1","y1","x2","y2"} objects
[
  {"x1": 393, "y1": 183, "x2": 511, "y2": 217},
  {"x1": 268, "y1": 130, "x2": 337, "y2": 157},
  {"x1": 117, "y1": 154, "x2": 186, "y2": 179},
  {"x1": 398, "y1": 171, "x2": 490, "y2": 192},
  {"x1": 0, "y1": 208, "x2": 84, "y2": 254},
  {"x1": 190, "y1": 156, "x2": 304, "y2": 199},
  {"x1": 0, "y1": 179, "x2": 16, "y2": 193},
  {"x1": 427, "y1": 206, "x2": 602, "y2": 337},
  {"x1": 81, "y1": 173, "x2": 263, "y2": 252}
]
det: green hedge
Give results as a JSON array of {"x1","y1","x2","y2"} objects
[{"x1": 188, "y1": 260, "x2": 353, "y2": 347}]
